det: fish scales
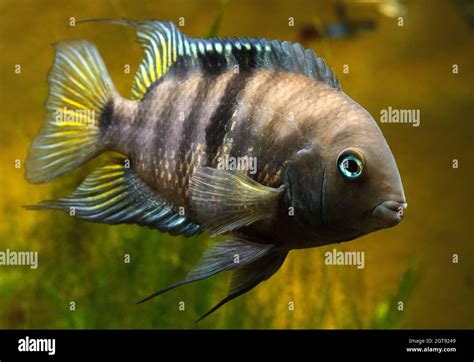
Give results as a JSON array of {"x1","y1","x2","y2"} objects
[{"x1": 107, "y1": 69, "x2": 313, "y2": 209}]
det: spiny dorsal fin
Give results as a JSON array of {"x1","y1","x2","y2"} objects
[
  {"x1": 25, "y1": 158, "x2": 202, "y2": 237},
  {"x1": 127, "y1": 20, "x2": 184, "y2": 100},
  {"x1": 118, "y1": 20, "x2": 341, "y2": 100}
]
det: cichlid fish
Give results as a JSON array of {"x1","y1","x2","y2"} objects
[{"x1": 25, "y1": 19, "x2": 407, "y2": 320}]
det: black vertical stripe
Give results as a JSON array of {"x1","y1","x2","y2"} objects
[
  {"x1": 152, "y1": 80, "x2": 184, "y2": 144},
  {"x1": 204, "y1": 70, "x2": 254, "y2": 165},
  {"x1": 229, "y1": 71, "x2": 284, "y2": 157},
  {"x1": 177, "y1": 73, "x2": 218, "y2": 168},
  {"x1": 128, "y1": 99, "x2": 152, "y2": 159},
  {"x1": 99, "y1": 99, "x2": 115, "y2": 136},
  {"x1": 227, "y1": 71, "x2": 292, "y2": 184}
]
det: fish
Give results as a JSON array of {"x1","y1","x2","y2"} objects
[{"x1": 25, "y1": 19, "x2": 407, "y2": 321}]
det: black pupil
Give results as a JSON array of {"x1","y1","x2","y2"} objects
[{"x1": 345, "y1": 159, "x2": 359, "y2": 173}]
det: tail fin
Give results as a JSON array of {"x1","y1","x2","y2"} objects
[{"x1": 25, "y1": 41, "x2": 117, "y2": 183}]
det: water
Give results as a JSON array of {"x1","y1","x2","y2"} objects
[{"x1": 0, "y1": 0, "x2": 472, "y2": 328}]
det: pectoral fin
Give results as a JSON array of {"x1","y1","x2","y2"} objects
[
  {"x1": 189, "y1": 167, "x2": 285, "y2": 235},
  {"x1": 196, "y1": 249, "x2": 288, "y2": 321}
]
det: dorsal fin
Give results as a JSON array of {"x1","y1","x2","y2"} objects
[
  {"x1": 120, "y1": 20, "x2": 341, "y2": 100},
  {"x1": 128, "y1": 20, "x2": 184, "y2": 99}
]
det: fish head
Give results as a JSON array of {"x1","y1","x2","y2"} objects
[
  {"x1": 285, "y1": 89, "x2": 407, "y2": 242},
  {"x1": 318, "y1": 94, "x2": 407, "y2": 236}
]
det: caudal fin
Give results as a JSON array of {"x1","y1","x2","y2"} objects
[{"x1": 26, "y1": 41, "x2": 117, "y2": 183}]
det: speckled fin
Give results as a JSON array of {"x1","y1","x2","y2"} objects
[
  {"x1": 189, "y1": 167, "x2": 285, "y2": 236},
  {"x1": 25, "y1": 158, "x2": 202, "y2": 237},
  {"x1": 137, "y1": 239, "x2": 274, "y2": 304},
  {"x1": 197, "y1": 249, "x2": 288, "y2": 321},
  {"x1": 106, "y1": 19, "x2": 341, "y2": 100}
]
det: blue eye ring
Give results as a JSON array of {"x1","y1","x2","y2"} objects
[{"x1": 337, "y1": 149, "x2": 365, "y2": 180}]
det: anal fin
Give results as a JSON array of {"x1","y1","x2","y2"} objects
[{"x1": 25, "y1": 158, "x2": 202, "y2": 237}]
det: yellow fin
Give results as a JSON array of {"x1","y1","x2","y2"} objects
[{"x1": 26, "y1": 41, "x2": 116, "y2": 183}]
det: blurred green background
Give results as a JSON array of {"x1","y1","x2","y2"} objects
[{"x1": 0, "y1": 0, "x2": 472, "y2": 329}]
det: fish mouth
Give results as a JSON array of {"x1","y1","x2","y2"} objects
[{"x1": 370, "y1": 200, "x2": 407, "y2": 227}]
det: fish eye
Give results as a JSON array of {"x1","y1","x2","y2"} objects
[{"x1": 337, "y1": 149, "x2": 365, "y2": 180}]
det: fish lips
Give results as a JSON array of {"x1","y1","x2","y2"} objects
[{"x1": 370, "y1": 200, "x2": 407, "y2": 227}]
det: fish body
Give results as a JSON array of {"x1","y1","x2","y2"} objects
[
  {"x1": 25, "y1": 20, "x2": 406, "y2": 319},
  {"x1": 106, "y1": 70, "x2": 354, "y2": 244}
]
